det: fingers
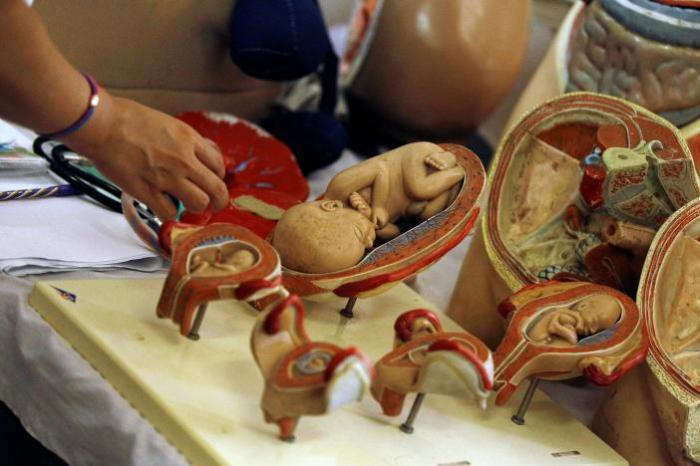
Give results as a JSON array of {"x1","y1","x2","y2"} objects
[
  {"x1": 122, "y1": 180, "x2": 178, "y2": 221},
  {"x1": 169, "y1": 178, "x2": 211, "y2": 214},
  {"x1": 196, "y1": 139, "x2": 226, "y2": 179},
  {"x1": 186, "y1": 158, "x2": 229, "y2": 212},
  {"x1": 371, "y1": 213, "x2": 386, "y2": 228},
  {"x1": 133, "y1": 177, "x2": 210, "y2": 221},
  {"x1": 145, "y1": 152, "x2": 228, "y2": 216},
  {"x1": 143, "y1": 186, "x2": 179, "y2": 221},
  {"x1": 425, "y1": 151, "x2": 457, "y2": 171},
  {"x1": 358, "y1": 205, "x2": 372, "y2": 218},
  {"x1": 192, "y1": 139, "x2": 228, "y2": 211}
]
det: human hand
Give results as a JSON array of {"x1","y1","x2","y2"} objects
[{"x1": 64, "y1": 94, "x2": 228, "y2": 220}]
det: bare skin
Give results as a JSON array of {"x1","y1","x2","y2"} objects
[
  {"x1": 0, "y1": 0, "x2": 228, "y2": 219},
  {"x1": 528, "y1": 294, "x2": 622, "y2": 346},
  {"x1": 324, "y1": 142, "x2": 464, "y2": 239}
]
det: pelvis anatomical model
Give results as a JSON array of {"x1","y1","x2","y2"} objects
[
  {"x1": 594, "y1": 197, "x2": 700, "y2": 466},
  {"x1": 276, "y1": 142, "x2": 485, "y2": 303},
  {"x1": 447, "y1": 91, "x2": 700, "y2": 350},
  {"x1": 274, "y1": 142, "x2": 466, "y2": 274},
  {"x1": 250, "y1": 294, "x2": 374, "y2": 441},
  {"x1": 493, "y1": 281, "x2": 646, "y2": 405},
  {"x1": 371, "y1": 310, "x2": 493, "y2": 420},
  {"x1": 156, "y1": 223, "x2": 283, "y2": 337}
]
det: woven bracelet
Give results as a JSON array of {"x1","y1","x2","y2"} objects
[{"x1": 41, "y1": 72, "x2": 100, "y2": 140}]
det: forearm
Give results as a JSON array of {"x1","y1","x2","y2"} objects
[
  {"x1": 0, "y1": 0, "x2": 97, "y2": 135},
  {"x1": 0, "y1": 0, "x2": 228, "y2": 219}
]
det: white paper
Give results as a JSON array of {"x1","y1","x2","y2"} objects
[
  {"x1": 0, "y1": 126, "x2": 163, "y2": 276},
  {"x1": 0, "y1": 185, "x2": 164, "y2": 274}
]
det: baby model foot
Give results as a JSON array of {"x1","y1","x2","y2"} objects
[
  {"x1": 425, "y1": 151, "x2": 457, "y2": 171},
  {"x1": 349, "y1": 192, "x2": 372, "y2": 218}
]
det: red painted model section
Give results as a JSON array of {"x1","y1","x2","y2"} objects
[
  {"x1": 176, "y1": 112, "x2": 309, "y2": 237},
  {"x1": 653, "y1": 0, "x2": 700, "y2": 7}
]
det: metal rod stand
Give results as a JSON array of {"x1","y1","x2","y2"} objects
[
  {"x1": 511, "y1": 378, "x2": 540, "y2": 425},
  {"x1": 400, "y1": 392, "x2": 426, "y2": 434},
  {"x1": 187, "y1": 303, "x2": 208, "y2": 341},
  {"x1": 339, "y1": 296, "x2": 358, "y2": 319}
]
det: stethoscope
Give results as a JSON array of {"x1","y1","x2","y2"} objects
[{"x1": 32, "y1": 136, "x2": 167, "y2": 245}]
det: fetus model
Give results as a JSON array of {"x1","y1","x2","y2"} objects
[{"x1": 273, "y1": 142, "x2": 465, "y2": 273}]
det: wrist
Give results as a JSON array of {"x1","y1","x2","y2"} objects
[
  {"x1": 40, "y1": 72, "x2": 100, "y2": 139},
  {"x1": 61, "y1": 89, "x2": 117, "y2": 156}
]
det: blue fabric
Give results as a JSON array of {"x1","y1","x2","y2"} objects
[
  {"x1": 262, "y1": 110, "x2": 347, "y2": 175},
  {"x1": 229, "y1": 0, "x2": 331, "y2": 81},
  {"x1": 229, "y1": 0, "x2": 346, "y2": 173}
]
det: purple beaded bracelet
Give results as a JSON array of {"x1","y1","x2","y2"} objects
[{"x1": 41, "y1": 72, "x2": 100, "y2": 140}]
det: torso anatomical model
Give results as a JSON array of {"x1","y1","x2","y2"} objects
[{"x1": 448, "y1": 93, "x2": 700, "y2": 347}]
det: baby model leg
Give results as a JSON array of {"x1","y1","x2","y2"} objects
[
  {"x1": 376, "y1": 223, "x2": 401, "y2": 240},
  {"x1": 403, "y1": 149, "x2": 464, "y2": 201},
  {"x1": 418, "y1": 184, "x2": 461, "y2": 221}
]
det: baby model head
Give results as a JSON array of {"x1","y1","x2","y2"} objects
[
  {"x1": 527, "y1": 293, "x2": 622, "y2": 346},
  {"x1": 272, "y1": 200, "x2": 376, "y2": 273}
]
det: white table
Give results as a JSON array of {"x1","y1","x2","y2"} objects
[{"x1": 25, "y1": 277, "x2": 626, "y2": 466}]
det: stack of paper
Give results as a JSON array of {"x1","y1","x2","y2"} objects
[{"x1": 0, "y1": 121, "x2": 164, "y2": 276}]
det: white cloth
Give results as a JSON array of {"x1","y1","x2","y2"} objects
[{"x1": 0, "y1": 271, "x2": 187, "y2": 466}]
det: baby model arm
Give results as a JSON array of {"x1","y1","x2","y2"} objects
[{"x1": 325, "y1": 159, "x2": 391, "y2": 227}]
